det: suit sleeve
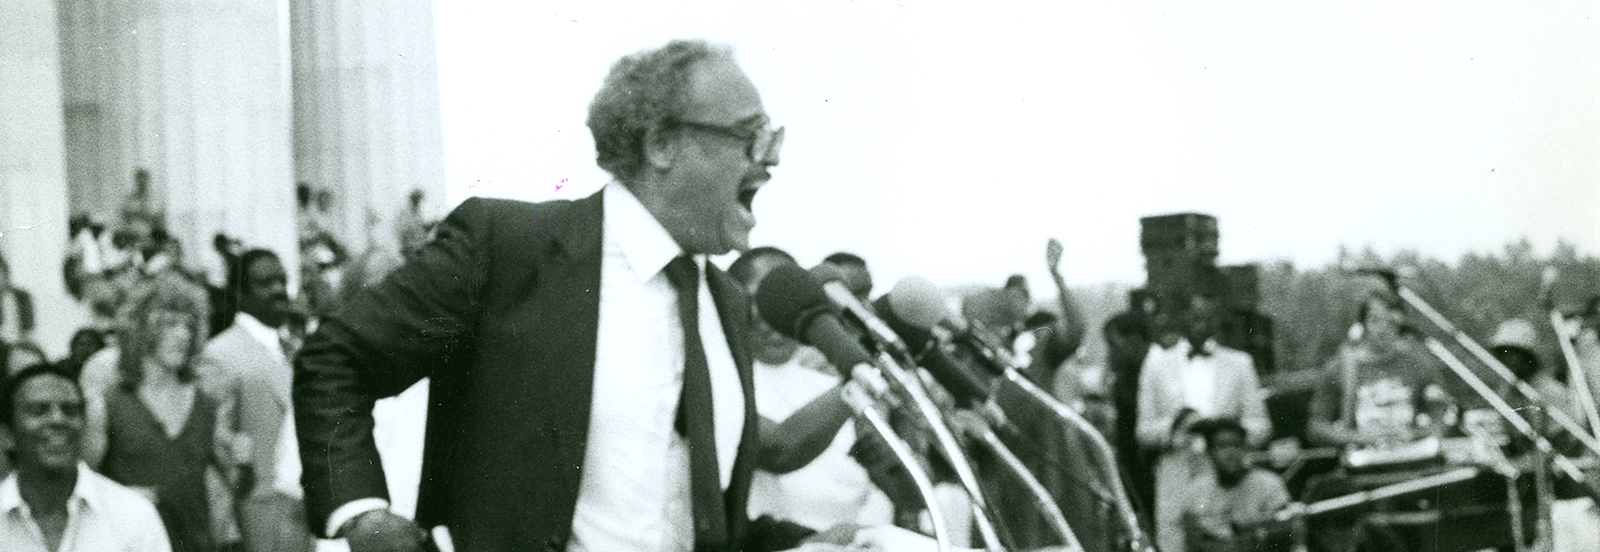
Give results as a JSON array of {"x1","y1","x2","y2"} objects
[
  {"x1": 740, "y1": 515, "x2": 817, "y2": 552},
  {"x1": 293, "y1": 198, "x2": 493, "y2": 529}
]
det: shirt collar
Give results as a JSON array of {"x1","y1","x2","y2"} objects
[
  {"x1": 1180, "y1": 338, "x2": 1219, "y2": 358},
  {"x1": 604, "y1": 183, "x2": 694, "y2": 282},
  {"x1": 233, "y1": 311, "x2": 281, "y2": 352},
  {"x1": 0, "y1": 463, "x2": 100, "y2": 514}
]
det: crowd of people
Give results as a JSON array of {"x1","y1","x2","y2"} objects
[{"x1": 2, "y1": 37, "x2": 1599, "y2": 552}]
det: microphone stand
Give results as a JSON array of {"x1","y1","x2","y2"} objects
[
  {"x1": 826, "y1": 287, "x2": 1008, "y2": 551},
  {"x1": 839, "y1": 379, "x2": 956, "y2": 552},
  {"x1": 949, "y1": 327, "x2": 1154, "y2": 552},
  {"x1": 871, "y1": 350, "x2": 1009, "y2": 552},
  {"x1": 1549, "y1": 310, "x2": 1600, "y2": 442},
  {"x1": 1426, "y1": 339, "x2": 1575, "y2": 552},
  {"x1": 1392, "y1": 284, "x2": 1600, "y2": 458},
  {"x1": 1000, "y1": 364, "x2": 1157, "y2": 552},
  {"x1": 961, "y1": 412, "x2": 1087, "y2": 552},
  {"x1": 1270, "y1": 466, "x2": 1482, "y2": 523}
]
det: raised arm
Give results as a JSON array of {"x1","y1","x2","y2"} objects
[{"x1": 1044, "y1": 238, "x2": 1087, "y2": 361}]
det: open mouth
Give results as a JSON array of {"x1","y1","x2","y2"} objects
[
  {"x1": 738, "y1": 188, "x2": 758, "y2": 211},
  {"x1": 738, "y1": 171, "x2": 769, "y2": 212}
]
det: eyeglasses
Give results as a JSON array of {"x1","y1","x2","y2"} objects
[{"x1": 672, "y1": 120, "x2": 785, "y2": 165}]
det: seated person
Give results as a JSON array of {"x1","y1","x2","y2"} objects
[
  {"x1": 1485, "y1": 319, "x2": 1600, "y2": 552},
  {"x1": 729, "y1": 248, "x2": 894, "y2": 530},
  {"x1": 1307, "y1": 292, "x2": 1457, "y2": 450},
  {"x1": 1180, "y1": 418, "x2": 1293, "y2": 552}
]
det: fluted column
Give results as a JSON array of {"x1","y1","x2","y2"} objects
[
  {"x1": 56, "y1": 0, "x2": 298, "y2": 277},
  {"x1": 291, "y1": 0, "x2": 446, "y2": 254},
  {"x1": 2, "y1": 0, "x2": 84, "y2": 357}
]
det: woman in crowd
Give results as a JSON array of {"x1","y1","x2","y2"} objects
[{"x1": 83, "y1": 273, "x2": 245, "y2": 552}]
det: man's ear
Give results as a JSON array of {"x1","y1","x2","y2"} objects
[{"x1": 644, "y1": 126, "x2": 678, "y2": 170}]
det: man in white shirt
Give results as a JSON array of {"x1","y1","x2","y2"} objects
[
  {"x1": 292, "y1": 39, "x2": 823, "y2": 552},
  {"x1": 200, "y1": 249, "x2": 313, "y2": 552},
  {"x1": 0, "y1": 364, "x2": 171, "y2": 552},
  {"x1": 1136, "y1": 294, "x2": 1270, "y2": 552}
]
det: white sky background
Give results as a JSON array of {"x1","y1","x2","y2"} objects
[{"x1": 433, "y1": 0, "x2": 1599, "y2": 292}]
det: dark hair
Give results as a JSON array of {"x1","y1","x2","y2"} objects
[
  {"x1": 728, "y1": 246, "x2": 797, "y2": 286},
  {"x1": 587, "y1": 39, "x2": 733, "y2": 182},
  {"x1": 232, "y1": 249, "x2": 281, "y2": 298},
  {"x1": 822, "y1": 252, "x2": 868, "y2": 269},
  {"x1": 0, "y1": 364, "x2": 82, "y2": 428},
  {"x1": 1356, "y1": 291, "x2": 1403, "y2": 325},
  {"x1": 1191, "y1": 417, "x2": 1248, "y2": 447},
  {"x1": 1024, "y1": 311, "x2": 1058, "y2": 330}
]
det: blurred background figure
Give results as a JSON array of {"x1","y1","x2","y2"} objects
[
  {"x1": 815, "y1": 252, "x2": 873, "y2": 305},
  {"x1": 0, "y1": 255, "x2": 39, "y2": 362},
  {"x1": 83, "y1": 274, "x2": 247, "y2": 552},
  {"x1": 56, "y1": 328, "x2": 108, "y2": 380},
  {"x1": 1306, "y1": 292, "x2": 1456, "y2": 450},
  {"x1": 1137, "y1": 294, "x2": 1271, "y2": 552},
  {"x1": 730, "y1": 247, "x2": 895, "y2": 530},
  {"x1": 199, "y1": 249, "x2": 313, "y2": 552},
  {"x1": 1178, "y1": 418, "x2": 1292, "y2": 552}
]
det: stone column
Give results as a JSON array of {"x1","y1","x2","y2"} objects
[
  {"x1": 56, "y1": 0, "x2": 298, "y2": 282},
  {"x1": 290, "y1": 0, "x2": 447, "y2": 256},
  {"x1": 1, "y1": 0, "x2": 84, "y2": 357}
]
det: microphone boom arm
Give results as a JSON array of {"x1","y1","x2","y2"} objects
[{"x1": 839, "y1": 381, "x2": 955, "y2": 552}]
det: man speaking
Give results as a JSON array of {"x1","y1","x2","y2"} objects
[{"x1": 293, "y1": 39, "x2": 809, "y2": 552}]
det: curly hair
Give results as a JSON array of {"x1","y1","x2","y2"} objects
[
  {"x1": 115, "y1": 272, "x2": 211, "y2": 390},
  {"x1": 587, "y1": 39, "x2": 733, "y2": 182}
]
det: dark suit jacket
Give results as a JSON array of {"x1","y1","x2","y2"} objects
[{"x1": 294, "y1": 191, "x2": 809, "y2": 552}]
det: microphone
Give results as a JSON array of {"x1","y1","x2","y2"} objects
[
  {"x1": 862, "y1": 277, "x2": 1001, "y2": 409},
  {"x1": 755, "y1": 264, "x2": 874, "y2": 372},
  {"x1": 880, "y1": 279, "x2": 1014, "y2": 377},
  {"x1": 872, "y1": 277, "x2": 946, "y2": 356}
]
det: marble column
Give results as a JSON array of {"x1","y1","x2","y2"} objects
[
  {"x1": 56, "y1": 0, "x2": 298, "y2": 282},
  {"x1": 1, "y1": 0, "x2": 84, "y2": 357},
  {"x1": 290, "y1": 0, "x2": 446, "y2": 256}
]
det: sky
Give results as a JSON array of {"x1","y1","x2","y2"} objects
[{"x1": 432, "y1": 0, "x2": 1599, "y2": 293}]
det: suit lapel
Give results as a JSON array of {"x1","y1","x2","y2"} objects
[{"x1": 537, "y1": 192, "x2": 606, "y2": 498}]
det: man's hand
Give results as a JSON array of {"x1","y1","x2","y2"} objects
[
  {"x1": 1046, "y1": 238, "x2": 1064, "y2": 274},
  {"x1": 343, "y1": 510, "x2": 428, "y2": 552}
]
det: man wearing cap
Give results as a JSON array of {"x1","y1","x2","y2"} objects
[{"x1": 1487, "y1": 319, "x2": 1600, "y2": 552}]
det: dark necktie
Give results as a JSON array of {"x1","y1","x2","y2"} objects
[{"x1": 664, "y1": 255, "x2": 728, "y2": 552}]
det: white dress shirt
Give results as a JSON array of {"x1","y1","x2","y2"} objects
[
  {"x1": 0, "y1": 463, "x2": 172, "y2": 552},
  {"x1": 747, "y1": 348, "x2": 892, "y2": 529},
  {"x1": 567, "y1": 183, "x2": 746, "y2": 552},
  {"x1": 1175, "y1": 340, "x2": 1220, "y2": 417},
  {"x1": 322, "y1": 185, "x2": 747, "y2": 548},
  {"x1": 231, "y1": 312, "x2": 287, "y2": 367}
]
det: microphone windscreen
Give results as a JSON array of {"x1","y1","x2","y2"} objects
[
  {"x1": 756, "y1": 263, "x2": 834, "y2": 341},
  {"x1": 886, "y1": 276, "x2": 949, "y2": 331}
]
